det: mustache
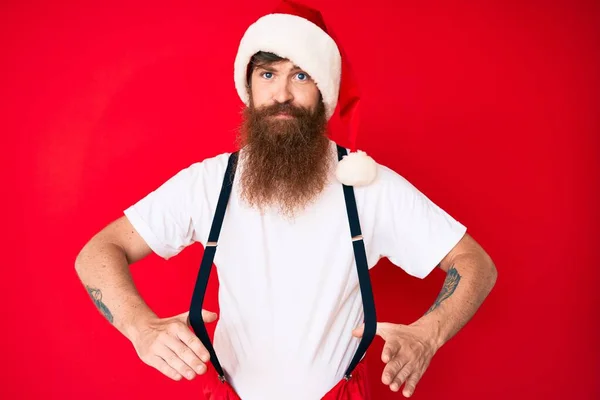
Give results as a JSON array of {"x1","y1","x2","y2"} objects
[{"x1": 256, "y1": 102, "x2": 312, "y2": 118}]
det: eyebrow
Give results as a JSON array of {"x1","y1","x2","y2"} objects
[{"x1": 256, "y1": 65, "x2": 305, "y2": 73}]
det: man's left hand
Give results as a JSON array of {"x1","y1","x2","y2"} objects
[{"x1": 352, "y1": 322, "x2": 439, "y2": 397}]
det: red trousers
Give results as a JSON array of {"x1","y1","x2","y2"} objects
[{"x1": 201, "y1": 359, "x2": 371, "y2": 400}]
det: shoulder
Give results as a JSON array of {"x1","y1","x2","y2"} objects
[
  {"x1": 357, "y1": 160, "x2": 417, "y2": 197},
  {"x1": 331, "y1": 142, "x2": 414, "y2": 193},
  {"x1": 174, "y1": 151, "x2": 233, "y2": 185}
]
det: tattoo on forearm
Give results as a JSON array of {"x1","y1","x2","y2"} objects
[
  {"x1": 425, "y1": 265, "x2": 461, "y2": 315},
  {"x1": 86, "y1": 286, "x2": 114, "y2": 323}
]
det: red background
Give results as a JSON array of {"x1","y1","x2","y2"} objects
[{"x1": 3, "y1": 0, "x2": 599, "y2": 398}]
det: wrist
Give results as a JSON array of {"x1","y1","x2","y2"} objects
[
  {"x1": 411, "y1": 316, "x2": 446, "y2": 352},
  {"x1": 118, "y1": 306, "x2": 157, "y2": 343}
]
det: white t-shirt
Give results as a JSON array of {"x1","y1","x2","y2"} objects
[{"x1": 124, "y1": 140, "x2": 466, "y2": 400}]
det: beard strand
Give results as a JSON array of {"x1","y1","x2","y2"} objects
[{"x1": 236, "y1": 100, "x2": 332, "y2": 219}]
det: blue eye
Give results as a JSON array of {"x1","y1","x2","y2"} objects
[
  {"x1": 262, "y1": 72, "x2": 273, "y2": 79},
  {"x1": 297, "y1": 73, "x2": 307, "y2": 81}
]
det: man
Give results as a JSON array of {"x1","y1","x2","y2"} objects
[{"x1": 75, "y1": 1, "x2": 497, "y2": 399}]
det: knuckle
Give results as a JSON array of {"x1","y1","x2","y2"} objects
[
  {"x1": 184, "y1": 342, "x2": 201, "y2": 360},
  {"x1": 187, "y1": 340, "x2": 203, "y2": 357},
  {"x1": 192, "y1": 341, "x2": 209, "y2": 360},
  {"x1": 406, "y1": 375, "x2": 421, "y2": 390},
  {"x1": 410, "y1": 371, "x2": 423, "y2": 384},
  {"x1": 148, "y1": 346, "x2": 162, "y2": 359},
  {"x1": 391, "y1": 358, "x2": 404, "y2": 372},
  {"x1": 149, "y1": 339, "x2": 162, "y2": 351},
  {"x1": 185, "y1": 335, "x2": 197, "y2": 347},
  {"x1": 402, "y1": 346, "x2": 415, "y2": 358},
  {"x1": 166, "y1": 353, "x2": 181, "y2": 367},
  {"x1": 157, "y1": 363, "x2": 169, "y2": 374},
  {"x1": 392, "y1": 370, "x2": 407, "y2": 386},
  {"x1": 186, "y1": 358, "x2": 198, "y2": 369},
  {"x1": 164, "y1": 368, "x2": 181, "y2": 381},
  {"x1": 143, "y1": 342, "x2": 161, "y2": 358},
  {"x1": 399, "y1": 368, "x2": 411, "y2": 382},
  {"x1": 165, "y1": 356, "x2": 193, "y2": 378},
  {"x1": 414, "y1": 340, "x2": 426, "y2": 351},
  {"x1": 176, "y1": 343, "x2": 191, "y2": 358},
  {"x1": 386, "y1": 344, "x2": 398, "y2": 355},
  {"x1": 158, "y1": 331, "x2": 171, "y2": 342},
  {"x1": 175, "y1": 322, "x2": 188, "y2": 335},
  {"x1": 167, "y1": 322, "x2": 180, "y2": 335},
  {"x1": 175, "y1": 363, "x2": 190, "y2": 375}
]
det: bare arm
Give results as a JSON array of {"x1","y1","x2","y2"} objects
[
  {"x1": 74, "y1": 215, "x2": 216, "y2": 381},
  {"x1": 414, "y1": 232, "x2": 497, "y2": 349},
  {"x1": 356, "y1": 232, "x2": 497, "y2": 397},
  {"x1": 74, "y1": 215, "x2": 155, "y2": 341}
]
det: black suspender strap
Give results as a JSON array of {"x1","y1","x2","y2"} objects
[
  {"x1": 188, "y1": 146, "x2": 376, "y2": 383},
  {"x1": 337, "y1": 144, "x2": 377, "y2": 380},
  {"x1": 189, "y1": 151, "x2": 238, "y2": 383}
]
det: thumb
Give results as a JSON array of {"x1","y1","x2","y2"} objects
[
  {"x1": 353, "y1": 322, "x2": 387, "y2": 339},
  {"x1": 352, "y1": 324, "x2": 365, "y2": 338},
  {"x1": 201, "y1": 309, "x2": 218, "y2": 323},
  {"x1": 176, "y1": 310, "x2": 218, "y2": 326}
]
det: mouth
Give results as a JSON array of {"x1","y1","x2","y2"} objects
[{"x1": 271, "y1": 112, "x2": 294, "y2": 119}]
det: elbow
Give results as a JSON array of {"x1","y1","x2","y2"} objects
[
  {"x1": 74, "y1": 238, "x2": 95, "y2": 275},
  {"x1": 74, "y1": 244, "x2": 87, "y2": 275},
  {"x1": 485, "y1": 254, "x2": 498, "y2": 293}
]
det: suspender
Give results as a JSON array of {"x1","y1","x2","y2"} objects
[
  {"x1": 189, "y1": 151, "x2": 238, "y2": 382},
  {"x1": 188, "y1": 145, "x2": 377, "y2": 383},
  {"x1": 337, "y1": 145, "x2": 377, "y2": 380}
]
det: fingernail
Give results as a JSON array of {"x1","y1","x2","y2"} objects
[
  {"x1": 201, "y1": 354, "x2": 209, "y2": 362},
  {"x1": 197, "y1": 364, "x2": 206, "y2": 374},
  {"x1": 186, "y1": 371, "x2": 194, "y2": 379}
]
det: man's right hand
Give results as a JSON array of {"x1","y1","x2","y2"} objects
[{"x1": 130, "y1": 309, "x2": 218, "y2": 381}]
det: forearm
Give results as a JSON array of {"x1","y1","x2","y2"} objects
[
  {"x1": 75, "y1": 241, "x2": 156, "y2": 342},
  {"x1": 413, "y1": 251, "x2": 497, "y2": 350}
]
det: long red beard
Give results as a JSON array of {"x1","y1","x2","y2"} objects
[{"x1": 236, "y1": 100, "x2": 332, "y2": 218}]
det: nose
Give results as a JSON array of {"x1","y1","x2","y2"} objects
[{"x1": 272, "y1": 79, "x2": 294, "y2": 104}]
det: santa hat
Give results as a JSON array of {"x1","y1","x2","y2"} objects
[{"x1": 234, "y1": 0, "x2": 378, "y2": 186}]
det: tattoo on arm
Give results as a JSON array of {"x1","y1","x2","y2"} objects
[
  {"x1": 86, "y1": 286, "x2": 114, "y2": 323},
  {"x1": 425, "y1": 265, "x2": 461, "y2": 315}
]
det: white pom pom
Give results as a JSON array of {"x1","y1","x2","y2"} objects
[{"x1": 335, "y1": 150, "x2": 378, "y2": 186}]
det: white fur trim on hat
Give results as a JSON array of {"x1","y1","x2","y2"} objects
[
  {"x1": 234, "y1": 13, "x2": 341, "y2": 120},
  {"x1": 336, "y1": 150, "x2": 378, "y2": 186}
]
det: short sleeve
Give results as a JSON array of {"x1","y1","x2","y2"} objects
[
  {"x1": 374, "y1": 166, "x2": 467, "y2": 279},
  {"x1": 123, "y1": 163, "x2": 204, "y2": 260}
]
